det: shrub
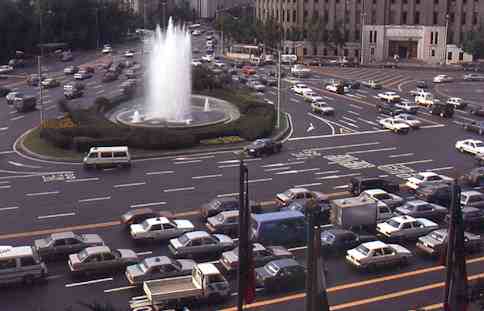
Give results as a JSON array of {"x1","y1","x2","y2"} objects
[
  {"x1": 39, "y1": 128, "x2": 72, "y2": 148},
  {"x1": 73, "y1": 136, "x2": 128, "y2": 152}
]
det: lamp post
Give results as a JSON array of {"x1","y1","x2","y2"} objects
[
  {"x1": 360, "y1": 0, "x2": 366, "y2": 65},
  {"x1": 443, "y1": 13, "x2": 449, "y2": 65},
  {"x1": 37, "y1": 0, "x2": 44, "y2": 128}
]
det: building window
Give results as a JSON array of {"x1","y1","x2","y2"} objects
[
  {"x1": 287, "y1": 10, "x2": 290, "y2": 22},
  {"x1": 334, "y1": 48, "x2": 338, "y2": 55},
  {"x1": 345, "y1": 30, "x2": 349, "y2": 41},
  {"x1": 313, "y1": 46, "x2": 317, "y2": 55},
  {"x1": 344, "y1": 49, "x2": 349, "y2": 56},
  {"x1": 402, "y1": 12, "x2": 407, "y2": 24},
  {"x1": 415, "y1": 11, "x2": 420, "y2": 24},
  {"x1": 371, "y1": 47, "x2": 375, "y2": 56},
  {"x1": 355, "y1": 49, "x2": 359, "y2": 58},
  {"x1": 448, "y1": 31, "x2": 454, "y2": 44},
  {"x1": 390, "y1": 10, "x2": 395, "y2": 24},
  {"x1": 293, "y1": 10, "x2": 296, "y2": 23},
  {"x1": 434, "y1": 0, "x2": 438, "y2": 4},
  {"x1": 371, "y1": 10, "x2": 376, "y2": 24},
  {"x1": 450, "y1": 13, "x2": 455, "y2": 24},
  {"x1": 448, "y1": 51, "x2": 452, "y2": 60},
  {"x1": 355, "y1": 30, "x2": 360, "y2": 40},
  {"x1": 435, "y1": 32, "x2": 438, "y2": 44},
  {"x1": 374, "y1": 30, "x2": 377, "y2": 43},
  {"x1": 403, "y1": 0, "x2": 408, "y2": 3},
  {"x1": 473, "y1": 13, "x2": 478, "y2": 25},
  {"x1": 462, "y1": 13, "x2": 466, "y2": 25},
  {"x1": 433, "y1": 12, "x2": 438, "y2": 25},
  {"x1": 323, "y1": 48, "x2": 327, "y2": 56},
  {"x1": 372, "y1": 0, "x2": 376, "y2": 4},
  {"x1": 431, "y1": 49, "x2": 435, "y2": 57},
  {"x1": 459, "y1": 52, "x2": 464, "y2": 61},
  {"x1": 303, "y1": 48, "x2": 307, "y2": 55},
  {"x1": 416, "y1": 0, "x2": 420, "y2": 4}
]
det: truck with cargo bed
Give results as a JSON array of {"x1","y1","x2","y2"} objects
[
  {"x1": 330, "y1": 196, "x2": 378, "y2": 230},
  {"x1": 140, "y1": 263, "x2": 229, "y2": 310}
]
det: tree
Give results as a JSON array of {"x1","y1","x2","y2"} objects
[
  {"x1": 305, "y1": 14, "x2": 328, "y2": 55},
  {"x1": 328, "y1": 19, "x2": 346, "y2": 51},
  {"x1": 462, "y1": 24, "x2": 484, "y2": 60}
]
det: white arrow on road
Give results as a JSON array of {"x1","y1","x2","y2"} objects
[
  {"x1": 307, "y1": 123, "x2": 315, "y2": 132},
  {"x1": 8, "y1": 161, "x2": 42, "y2": 169}
]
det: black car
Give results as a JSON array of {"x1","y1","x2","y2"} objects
[
  {"x1": 460, "y1": 167, "x2": 484, "y2": 186},
  {"x1": 416, "y1": 80, "x2": 429, "y2": 89},
  {"x1": 415, "y1": 183, "x2": 451, "y2": 208},
  {"x1": 463, "y1": 120, "x2": 484, "y2": 135},
  {"x1": 280, "y1": 199, "x2": 330, "y2": 224},
  {"x1": 308, "y1": 59, "x2": 322, "y2": 66},
  {"x1": 260, "y1": 75, "x2": 277, "y2": 86},
  {"x1": 343, "y1": 80, "x2": 360, "y2": 89},
  {"x1": 462, "y1": 62, "x2": 484, "y2": 72},
  {"x1": 445, "y1": 207, "x2": 484, "y2": 228},
  {"x1": 245, "y1": 138, "x2": 282, "y2": 157},
  {"x1": 349, "y1": 176, "x2": 400, "y2": 195},
  {"x1": 200, "y1": 197, "x2": 261, "y2": 220},
  {"x1": 469, "y1": 105, "x2": 484, "y2": 117},
  {"x1": 320, "y1": 229, "x2": 375, "y2": 254},
  {"x1": 255, "y1": 258, "x2": 306, "y2": 292},
  {"x1": 377, "y1": 102, "x2": 404, "y2": 116},
  {"x1": 429, "y1": 102, "x2": 454, "y2": 118}
]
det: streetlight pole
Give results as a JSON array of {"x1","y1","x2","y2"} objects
[
  {"x1": 37, "y1": 0, "x2": 44, "y2": 127},
  {"x1": 276, "y1": 49, "x2": 281, "y2": 129},
  {"x1": 360, "y1": 0, "x2": 366, "y2": 65},
  {"x1": 443, "y1": 13, "x2": 449, "y2": 65}
]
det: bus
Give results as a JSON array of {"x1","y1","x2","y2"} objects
[
  {"x1": 226, "y1": 44, "x2": 262, "y2": 61},
  {"x1": 188, "y1": 23, "x2": 201, "y2": 30}
]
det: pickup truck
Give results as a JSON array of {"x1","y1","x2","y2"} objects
[
  {"x1": 140, "y1": 263, "x2": 230, "y2": 309},
  {"x1": 378, "y1": 117, "x2": 411, "y2": 134}
]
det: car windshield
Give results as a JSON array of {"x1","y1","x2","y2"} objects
[
  {"x1": 430, "y1": 231, "x2": 446, "y2": 242},
  {"x1": 476, "y1": 142, "x2": 484, "y2": 148},
  {"x1": 414, "y1": 174, "x2": 426, "y2": 181},
  {"x1": 139, "y1": 261, "x2": 149, "y2": 272},
  {"x1": 178, "y1": 234, "x2": 190, "y2": 246},
  {"x1": 265, "y1": 262, "x2": 279, "y2": 275},
  {"x1": 321, "y1": 232, "x2": 335, "y2": 242},
  {"x1": 355, "y1": 245, "x2": 371, "y2": 256},
  {"x1": 374, "y1": 193, "x2": 392, "y2": 200},
  {"x1": 78, "y1": 249, "x2": 89, "y2": 261},
  {"x1": 386, "y1": 219, "x2": 401, "y2": 228}
]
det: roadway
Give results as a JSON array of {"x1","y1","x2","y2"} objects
[{"x1": 1, "y1": 30, "x2": 484, "y2": 310}]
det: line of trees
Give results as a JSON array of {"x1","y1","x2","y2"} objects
[{"x1": 462, "y1": 23, "x2": 484, "y2": 60}]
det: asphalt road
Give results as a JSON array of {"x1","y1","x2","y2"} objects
[{"x1": 1, "y1": 31, "x2": 484, "y2": 311}]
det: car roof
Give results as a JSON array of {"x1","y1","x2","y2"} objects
[
  {"x1": 185, "y1": 231, "x2": 210, "y2": 239},
  {"x1": 270, "y1": 258, "x2": 300, "y2": 268},
  {"x1": 143, "y1": 256, "x2": 173, "y2": 267},
  {"x1": 417, "y1": 172, "x2": 439, "y2": 177},
  {"x1": 361, "y1": 241, "x2": 387, "y2": 249},
  {"x1": 0, "y1": 246, "x2": 34, "y2": 259},
  {"x1": 406, "y1": 200, "x2": 430, "y2": 206},
  {"x1": 323, "y1": 228, "x2": 355, "y2": 237},
  {"x1": 85, "y1": 246, "x2": 110, "y2": 255},
  {"x1": 89, "y1": 146, "x2": 128, "y2": 153},
  {"x1": 50, "y1": 231, "x2": 76, "y2": 240},
  {"x1": 390, "y1": 215, "x2": 417, "y2": 223},
  {"x1": 461, "y1": 190, "x2": 483, "y2": 196},
  {"x1": 216, "y1": 210, "x2": 239, "y2": 217},
  {"x1": 287, "y1": 188, "x2": 309, "y2": 194},
  {"x1": 144, "y1": 217, "x2": 171, "y2": 225},
  {"x1": 197, "y1": 263, "x2": 221, "y2": 275},
  {"x1": 462, "y1": 139, "x2": 482, "y2": 144},
  {"x1": 363, "y1": 189, "x2": 387, "y2": 195},
  {"x1": 252, "y1": 210, "x2": 304, "y2": 222}
]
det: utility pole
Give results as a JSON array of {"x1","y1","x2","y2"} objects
[
  {"x1": 360, "y1": 0, "x2": 366, "y2": 65},
  {"x1": 443, "y1": 13, "x2": 449, "y2": 65},
  {"x1": 276, "y1": 49, "x2": 281, "y2": 129},
  {"x1": 37, "y1": 0, "x2": 44, "y2": 128}
]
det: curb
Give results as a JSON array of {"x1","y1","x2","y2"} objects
[{"x1": 15, "y1": 114, "x2": 292, "y2": 163}]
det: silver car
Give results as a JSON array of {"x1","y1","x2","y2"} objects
[
  {"x1": 168, "y1": 231, "x2": 234, "y2": 260},
  {"x1": 34, "y1": 231, "x2": 104, "y2": 260},
  {"x1": 221, "y1": 243, "x2": 293, "y2": 272},
  {"x1": 68, "y1": 246, "x2": 138, "y2": 275},
  {"x1": 130, "y1": 217, "x2": 194, "y2": 241},
  {"x1": 394, "y1": 200, "x2": 447, "y2": 221},
  {"x1": 376, "y1": 215, "x2": 439, "y2": 241},
  {"x1": 416, "y1": 229, "x2": 481, "y2": 257},
  {"x1": 346, "y1": 240, "x2": 412, "y2": 269},
  {"x1": 125, "y1": 256, "x2": 196, "y2": 285}
]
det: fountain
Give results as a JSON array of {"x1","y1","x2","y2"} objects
[
  {"x1": 204, "y1": 98, "x2": 210, "y2": 112},
  {"x1": 131, "y1": 110, "x2": 142, "y2": 123}
]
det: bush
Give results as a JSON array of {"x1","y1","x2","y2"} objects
[
  {"x1": 73, "y1": 136, "x2": 128, "y2": 152},
  {"x1": 39, "y1": 128, "x2": 73, "y2": 148}
]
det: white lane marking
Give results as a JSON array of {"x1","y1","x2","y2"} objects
[
  {"x1": 290, "y1": 98, "x2": 298, "y2": 103},
  {"x1": 288, "y1": 246, "x2": 307, "y2": 251},
  {"x1": 421, "y1": 124, "x2": 445, "y2": 129},
  {"x1": 65, "y1": 277, "x2": 113, "y2": 288},
  {"x1": 78, "y1": 196, "x2": 111, "y2": 203},
  {"x1": 104, "y1": 286, "x2": 137, "y2": 293},
  {"x1": 45, "y1": 105, "x2": 56, "y2": 111},
  {"x1": 337, "y1": 119, "x2": 359, "y2": 128},
  {"x1": 307, "y1": 122, "x2": 315, "y2": 132},
  {"x1": 174, "y1": 160, "x2": 202, "y2": 164},
  {"x1": 0, "y1": 127, "x2": 8, "y2": 131},
  {"x1": 192, "y1": 174, "x2": 223, "y2": 179},
  {"x1": 265, "y1": 166, "x2": 291, "y2": 172},
  {"x1": 9, "y1": 110, "x2": 16, "y2": 114},
  {"x1": 38, "y1": 212, "x2": 76, "y2": 219},
  {"x1": 358, "y1": 89, "x2": 369, "y2": 94},
  {"x1": 347, "y1": 147, "x2": 397, "y2": 155},
  {"x1": 174, "y1": 155, "x2": 215, "y2": 161},
  {"x1": 135, "y1": 251, "x2": 153, "y2": 256},
  {"x1": 130, "y1": 201, "x2": 166, "y2": 208},
  {"x1": 315, "y1": 170, "x2": 341, "y2": 175},
  {"x1": 96, "y1": 90, "x2": 105, "y2": 94},
  {"x1": 26, "y1": 191, "x2": 60, "y2": 196},
  {"x1": 248, "y1": 178, "x2": 273, "y2": 183},
  {"x1": 389, "y1": 153, "x2": 414, "y2": 158},
  {"x1": 262, "y1": 161, "x2": 305, "y2": 168},
  {"x1": 146, "y1": 170, "x2": 174, "y2": 175},
  {"x1": 316, "y1": 173, "x2": 361, "y2": 180},
  {"x1": 293, "y1": 182, "x2": 322, "y2": 188},
  {"x1": 0, "y1": 181, "x2": 10, "y2": 184},
  {"x1": 358, "y1": 117, "x2": 379, "y2": 126},
  {"x1": 0, "y1": 206, "x2": 19, "y2": 211},
  {"x1": 93, "y1": 85, "x2": 103, "y2": 89},
  {"x1": 389, "y1": 159, "x2": 433, "y2": 166},
  {"x1": 426, "y1": 166, "x2": 454, "y2": 172},
  {"x1": 288, "y1": 129, "x2": 390, "y2": 140},
  {"x1": 0, "y1": 150, "x2": 15, "y2": 155},
  {"x1": 8, "y1": 161, "x2": 42, "y2": 168},
  {"x1": 66, "y1": 177, "x2": 100, "y2": 183},
  {"x1": 334, "y1": 185, "x2": 349, "y2": 189},
  {"x1": 10, "y1": 115, "x2": 25, "y2": 121},
  {"x1": 164, "y1": 186, "x2": 195, "y2": 192},
  {"x1": 217, "y1": 193, "x2": 239, "y2": 198},
  {"x1": 315, "y1": 142, "x2": 381, "y2": 152},
  {"x1": 347, "y1": 110, "x2": 360, "y2": 116},
  {"x1": 308, "y1": 112, "x2": 351, "y2": 132},
  {"x1": 379, "y1": 175, "x2": 389, "y2": 178},
  {"x1": 349, "y1": 103, "x2": 363, "y2": 110},
  {"x1": 217, "y1": 160, "x2": 241, "y2": 164},
  {"x1": 275, "y1": 168, "x2": 320, "y2": 175},
  {"x1": 342, "y1": 116, "x2": 356, "y2": 123},
  {"x1": 45, "y1": 274, "x2": 64, "y2": 280},
  {"x1": 114, "y1": 182, "x2": 146, "y2": 188},
  {"x1": 0, "y1": 185, "x2": 11, "y2": 189},
  {"x1": 218, "y1": 164, "x2": 240, "y2": 168}
]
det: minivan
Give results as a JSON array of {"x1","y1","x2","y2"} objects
[
  {"x1": 83, "y1": 146, "x2": 131, "y2": 169},
  {"x1": 0, "y1": 246, "x2": 48, "y2": 285},
  {"x1": 250, "y1": 211, "x2": 306, "y2": 246}
]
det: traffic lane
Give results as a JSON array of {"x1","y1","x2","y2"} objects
[{"x1": 434, "y1": 81, "x2": 484, "y2": 104}]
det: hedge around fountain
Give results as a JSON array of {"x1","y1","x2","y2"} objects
[{"x1": 40, "y1": 89, "x2": 275, "y2": 152}]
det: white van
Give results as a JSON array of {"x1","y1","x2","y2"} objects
[
  {"x1": 0, "y1": 246, "x2": 48, "y2": 285},
  {"x1": 281, "y1": 54, "x2": 298, "y2": 65},
  {"x1": 83, "y1": 146, "x2": 131, "y2": 169}
]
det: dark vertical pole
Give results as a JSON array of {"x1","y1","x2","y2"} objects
[
  {"x1": 237, "y1": 158, "x2": 247, "y2": 311},
  {"x1": 305, "y1": 203, "x2": 316, "y2": 311},
  {"x1": 314, "y1": 224, "x2": 330, "y2": 311}
]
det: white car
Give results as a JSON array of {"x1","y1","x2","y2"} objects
[
  {"x1": 325, "y1": 84, "x2": 346, "y2": 93},
  {"x1": 346, "y1": 240, "x2": 412, "y2": 269},
  {"x1": 433, "y1": 74, "x2": 453, "y2": 83},
  {"x1": 292, "y1": 83, "x2": 312, "y2": 95},
  {"x1": 102, "y1": 44, "x2": 113, "y2": 54},
  {"x1": 446, "y1": 97, "x2": 467, "y2": 109},
  {"x1": 130, "y1": 217, "x2": 194, "y2": 241},
  {"x1": 248, "y1": 80, "x2": 265, "y2": 92},
  {"x1": 291, "y1": 64, "x2": 311, "y2": 77},
  {"x1": 5, "y1": 91, "x2": 20, "y2": 104},
  {"x1": 124, "y1": 50, "x2": 135, "y2": 58},
  {"x1": 377, "y1": 91, "x2": 401, "y2": 102},
  {"x1": 393, "y1": 114, "x2": 421, "y2": 129},
  {"x1": 405, "y1": 172, "x2": 453, "y2": 190},
  {"x1": 311, "y1": 101, "x2": 335, "y2": 115},
  {"x1": 214, "y1": 61, "x2": 225, "y2": 68},
  {"x1": 378, "y1": 117, "x2": 410, "y2": 134},
  {"x1": 74, "y1": 70, "x2": 92, "y2": 80},
  {"x1": 455, "y1": 139, "x2": 484, "y2": 155},
  {"x1": 191, "y1": 59, "x2": 202, "y2": 67},
  {"x1": 360, "y1": 189, "x2": 404, "y2": 209},
  {"x1": 376, "y1": 215, "x2": 439, "y2": 240},
  {"x1": 395, "y1": 101, "x2": 419, "y2": 114},
  {"x1": 192, "y1": 30, "x2": 201, "y2": 36},
  {"x1": 201, "y1": 54, "x2": 214, "y2": 62},
  {"x1": 0, "y1": 65, "x2": 14, "y2": 74},
  {"x1": 303, "y1": 91, "x2": 321, "y2": 102}
]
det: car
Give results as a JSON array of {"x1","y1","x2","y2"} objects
[
  {"x1": 446, "y1": 97, "x2": 467, "y2": 110},
  {"x1": 5, "y1": 91, "x2": 20, "y2": 105},
  {"x1": 0, "y1": 65, "x2": 14, "y2": 75},
  {"x1": 429, "y1": 101, "x2": 454, "y2": 118},
  {"x1": 416, "y1": 80, "x2": 429, "y2": 89},
  {"x1": 259, "y1": 75, "x2": 277, "y2": 86},
  {"x1": 346, "y1": 240, "x2": 412, "y2": 269},
  {"x1": 410, "y1": 88, "x2": 427, "y2": 97},
  {"x1": 201, "y1": 54, "x2": 214, "y2": 62},
  {"x1": 8, "y1": 58, "x2": 25, "y2": 68},
  {"x1": 445, "y1": 206, "x2": 484, "y2": 228},
  {"x1": 60, "y1": 51, "x2": 73, "y2": 62},
  {"x1": 206, "y1": 210, "x2": 239, "y2": 235},
  {"x1": 381, "y1": 61, "x2": 398, "y2": 69},
  {"x1": 124, "y1": 49, "x2": 135, "y2": 58},
  {"x1": 26, "y1": 74, "x2": 46, "y2": 86},
  {"x1": 455, "y1": 139, "x2": 484, "y2": 155},
  {"x1": 168, "y1": 231, "x2": 235, "y2": 259},
  {"x1": 276, "y1": 188, "x2": 328, "y2": 207},
  {"x1": 395, "y1": 101, "x2": 419, "y2": 114},
  {"x1": 360, "y1": 189, "x2": 405, "y2": 209},
  {"x1": 469, "y1": 105, "x2": 484, "y2": 117},
  {"x1": 325, "y1": 83, "x2": 347, "y2": 94},
  {"x1": 41, "y1": 78, "x2": 60, "y2": 88},
  {"x1": 245, "y1": 138, "x2": 282, "y2": 157},
  {"x1": 0, "y1": 86, "x2": 12, "y2": 97},
  {"x1": 311, "y1": 101, "x2": 335, "y2": 115},
  {"x1": 463, "y1": 73, "x2": 484, "y2": 81},
  {"x1": 415, "y1": 183, "x2": 452, "y2": 208},
  {"x1": 191, "y1": 59, "x2": 202, "y2": 67},
  {"x1": 64, "y1": 83, "x2": 85, "y2": 99},
  {"x1": 307, "y1": 59, "x2": 322, "y2": 66},
  {"x1": 64, "y1": 66, "x2": 79, "y2": 75},
  {"x1": 255, "y1": 259, "x2": 306, "y2": 292},
  {"x1": 394, "y1": 113, "x2": 421, "y2": 129},
  {"x1": 74, "y1": 70, "x2": 93, "y2": 80},
  {"x1": 405, "y1": 172, "x2": 453, "y2": 190},
  {"x1": 125, "y1": 68, "x2": 140, "y2": 79},
  {"x1": 213, "y1": 61, "x2": 225, "y2": 68},
  {"x1": 376, "y1": 215, "x2": 439, "y2": 241},
  {"x1": 394, "y1": 200, "x2": 447, "y2": 221},
  {"x1": 463, "y1": 120, "x2": 484, "y2": 135},
  {"x1": 320, "y1": 229, "x2": 375, "y2": 254},
  {"x1": 303, "y1": 91, "x2": 321, "y2": 102},
  {"x1": 220, "y1": 243, "x2": 294, "y2": 272},
  {"x1": 247, "y1": 80, "x2": 266, "y2": 92},
  {"x1": 200, "y1": 197, "x2": 260, "y2": 220},
  {"x1": 102, "y1": 44, "x2": 113, "y2": 54},
  {"x1": 280, "y1": 199, "x2": 330, "y2": 223},
  {"x1": 462, "y1": 62, "x2": 484, "y2": 72},
  {"x1": 120, "y1": 208, "x2": 174, "y2": 226},
  {"x1": 192, "y1": 30, "x2": 201, "y2": 36},
  {"x1": 349, "y1": 176, "x2": 400, "y2": 196},
  {"x1": 242, "y1": 66, "x2": 256, "y2": 75},
  {"x1": 433, "y1": 74, "x2": 453, "y2": 83},
  {"x1": 68, "y1": 246, "x2": 139, "y2": 276},
  {"x1": 376, "y1": 102, "x2": 404, "y2": 116},
  {"x1": 378, "y1": 117, "x2": 410, "y2": 134},
  {"x1": 460, "y1": 167, "x2": 484, "y2": 186},
  {"x1": 377, "y1": 91, "x2": 401, "y2": 102},
  {"x1": 362, "y1": 79, "x2": 382, "y2": 89},
  {"x1": 460, "y1": 190, "x2": 484, "y2": 209},
  {"x1": 130, "y1": 217, "x2": 195, "y2": 241},
  {"x1": 13, "y1": 94, "x2": 37, "y2": 112},
  {"x1": 292, "y1": 83, "x2": 312, "y2": 95},
  {"x1": 290, "y1": 64, "x2": 311, "y2": 77},
  {"x1": 120, "y1": 79, "x2": 138, "y2": 96},
  {"x1": 102, "y1": 71, "x2": 118, "y2": 83},
  {"x1": 125, "y1": 256, "x2": 196, "y2": 285},
  {"x1": 34, "y1": 232, "x2": 105, "y2": 260},
  {"x1": 342, "y1": 80, "x2": 360, "y2": 89},
  {"x1": 416, "y1": 229, "x2": 481, "y2": 257}
]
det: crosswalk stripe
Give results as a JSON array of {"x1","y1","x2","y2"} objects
[{"x1": 385, "y1": 77, "x2": 411, "y2": 87}]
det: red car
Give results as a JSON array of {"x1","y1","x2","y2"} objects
[{"x1": 242, "y1": 66, "x2": 256, "y2": 75}]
